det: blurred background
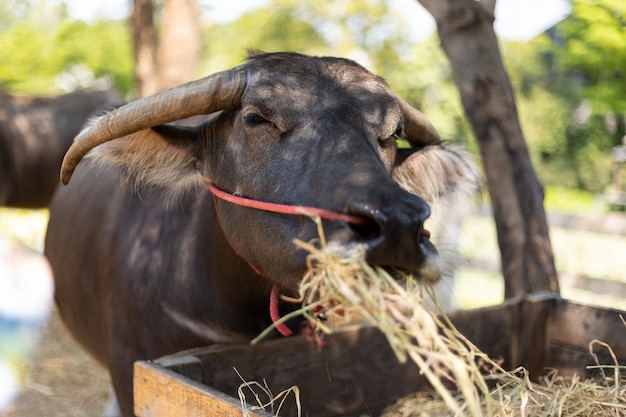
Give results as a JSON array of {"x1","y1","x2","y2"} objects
[{"x1": 1, "y1": 0, "x2": 624, "y2": 415}]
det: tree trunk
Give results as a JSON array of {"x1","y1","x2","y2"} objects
[
  {"x1": 157, "y1": 0, "x2": 202, "y2": 90},
  {"x1": 131, "y1": 0, "x2": 202, "y2": 98},
  {"x1": 418, "y1": 0, "x2": 560, "y2": 298},
  {"x1": 131, "y1": 0, "x2": 158, "y2": 97}
]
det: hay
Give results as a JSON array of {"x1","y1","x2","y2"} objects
[
  {"x1": 383, "y1": 363, "x2": 626, "y2": 417},
  {"x1": 292, "y1": 218, "x2": 493, "y2": 416},
  {"x1": 257, "y1": 217, "x2": 626, "y2": 417},
  {"x1": 235, "y1": 367, "x2": 302, "y2": 417}
]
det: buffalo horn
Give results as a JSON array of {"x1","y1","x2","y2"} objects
[
  {"x1": 397, "y1": 96, "x2": 441, "y2": 146},
  {"x1": 60, "y1": 67, "x2": 247, "y2": 184}
]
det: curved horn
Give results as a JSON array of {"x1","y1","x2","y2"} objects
[
  {"x1": 60, "y1": 67, "x2": 248, "y2": 184},
  {"x1": 397, "y1": 96, "x2": 441, "y2": 146}
]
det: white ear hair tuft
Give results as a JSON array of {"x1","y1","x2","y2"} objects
[
  {"x1": 392, "y1": 144, "x2": 481, "y2": 205},
  {"x1": 393, "y1": 145, "x2": 482, "y2": 312},
  {"x1": 83, "y1": 118, "x2": 204, "y2": 199}
]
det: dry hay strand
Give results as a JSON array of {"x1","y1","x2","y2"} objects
[
  {"x1": 254, "y1": 217, "x2": 625, "y2": 417},
  {"x1": 235, "y1": 367, "x2": 302, "y2": 417}
]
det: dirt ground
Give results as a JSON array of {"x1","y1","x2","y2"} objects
[{"x1": 2, "y1": 308, "x2": 110, "y2": 417}]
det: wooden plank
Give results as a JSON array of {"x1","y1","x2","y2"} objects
[
  {"x1": 546, "y1": 300, "x2": 626, "y2": 378},
  {"x1": 141, "y1": 304, "x2": 522, "y2": 417},
  {"x1": 199, "y1": 304, "x2": 521, "y2": 416},
  {"x1": 450, "y1": 293, "x2": 561, "y2": 379},
  {"x1": 156, "y1": 353, "x2": 203, "y2": 382},
  {"x1": 515, "y1": 293, "x2": 559, "y2": 379},
  {"x1": 134, "y1": 360, "x2": 274, "y2": 417},
  {"x1": 188, "y1": 325, "x2": 428, "y2": 417},
  {"x1": 448, "y1": 298, "x2": 520, "y2": 368},
  {"x1": 134, "y1": 298, "x2": 625, "y2": 416},
  {"x1": 548, "y1": 300, "x2": 625, "y2": 354}
]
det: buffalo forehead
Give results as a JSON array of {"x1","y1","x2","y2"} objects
[{"x1": 244, "y1": 71, "x2": 399, "y2": 127}]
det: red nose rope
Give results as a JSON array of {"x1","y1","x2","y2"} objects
[
  {"x1": 207, "y1": 181, "x2": 431, "y2": 338},
  {"x1": 208, "y1": 182, "x2": 369, "y2": 227},
  {"x1": 269, "y1": 284, "x2": 292, "y2": 336}
]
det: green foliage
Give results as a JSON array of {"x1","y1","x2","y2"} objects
[
  {"x1": 551, "y1": 0, "x2": 626, "y2": 128},
  {"x1": 0, "y1": 23, "x2": 52, "y2": 93},
  {"x1": 0, "y1": 2, "x2": 134, "y2": 95},
  {"x1": 502, "y1": 0, "x2": 625, "y2": 193},
  {"x1": 53, "y1": 20, "x2": 134, "y2": 94},
  {"x1": 389, "y1": 34, "x2": 471, "y2": 144},
  {"x1": 543, "y1": 185, "x2": 600, "y2": 214}
]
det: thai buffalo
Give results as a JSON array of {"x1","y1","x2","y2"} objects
[
  {"x1": 45, "y1": 52, "x2": 479, "y2": 416},
  {"x1": 0, "y1": 90, "x2": 121, "y2": 208}
]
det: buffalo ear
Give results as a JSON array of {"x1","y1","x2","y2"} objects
[
  {"x1": 84, "y1": 122, "x2": 204, "y2": 194},
  {"x1": 392, "y1": 144, "x2": 481, "y2": 204},
  {"x1": 151, "y1": 124, "x2": 198, "y2": 149}
]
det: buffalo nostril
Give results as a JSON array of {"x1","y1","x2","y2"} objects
[
  {"x1": 342, "y1": 197, "x2": 435, "y2": 272},
  {"x1": 348, "y1": 217, "x2": 381, "y2": 241},
  {"x1": 346, "y1": 204, "x2": 383, "y2": 241}
]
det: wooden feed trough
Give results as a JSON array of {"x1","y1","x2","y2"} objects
[{"x1": 134, "y1": 292, "x2": 625, "y2": 416}]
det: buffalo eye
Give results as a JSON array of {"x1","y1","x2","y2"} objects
[
  {"x1": 377, "y1": 135, "x2": 394, "y2": 149},
  {"x1": 244, "y1": 112, "x2": 269, "y2": 126}
]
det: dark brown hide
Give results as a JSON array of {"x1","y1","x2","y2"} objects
[{"x1": 0, "y1": 91, "x2": 121, "y2": 208}]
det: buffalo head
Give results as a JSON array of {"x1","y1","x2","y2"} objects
[{"x1": 60, "y1": 52, "x2": 477, "y2": 296}]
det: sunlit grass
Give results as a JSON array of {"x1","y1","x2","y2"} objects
[
  {"x1": 477, "y1": 185, "x2": 607, "y2": 215},
  {"x1": 544, "y1": 185, "x2": 605, "y2": 214},
  {"x1": 0, "y1": 208, "x2": 49, "y2": 252}
]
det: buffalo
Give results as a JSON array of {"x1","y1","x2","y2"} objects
[
  {"x1": 45, "y1": 52, "x2": 479, "y2": 416},
  {"x1": 0, "y1": 90, "x2": 121, "y2": 208}
]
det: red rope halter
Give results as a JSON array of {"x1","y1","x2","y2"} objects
[
  {"x1": 208, "y1": 181, "x2": 368, "y2": 337},
  {"x1": 207, "y1": 182, "x2": 368, "y2": 226}
]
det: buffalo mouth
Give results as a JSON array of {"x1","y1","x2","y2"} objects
[
  {"x1": 416, "y1": 230, "x2": 442, "y2": 283},
  {"x1": 323, "y1": 221, "x2": 442, "y2": 284},
  {"x1": 383, "y1": 231, "x2": 442, "y2": 284}
]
